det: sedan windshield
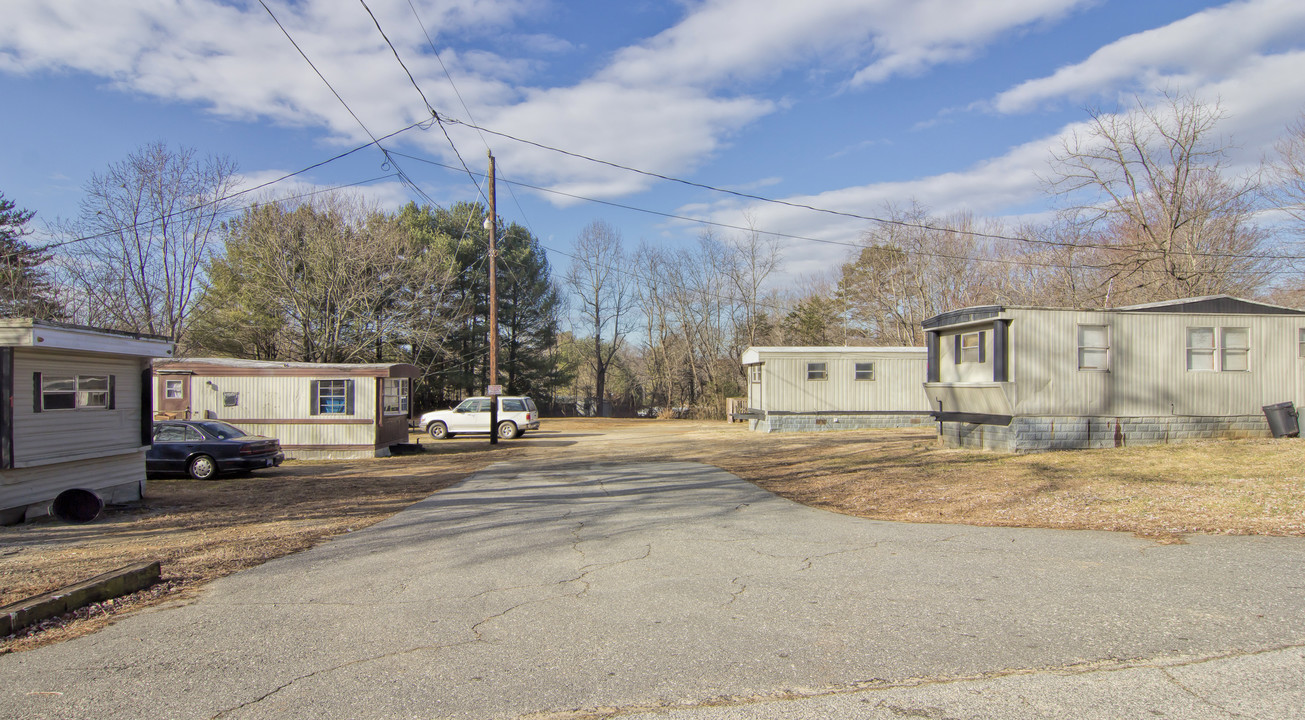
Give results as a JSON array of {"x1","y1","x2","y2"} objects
[{"x1": 197, "y1": 421, "x2": 250, "y2": 440}]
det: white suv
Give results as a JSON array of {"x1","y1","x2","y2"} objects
[{"x1": 419, "y1": 396, "x2": 540, "y2": 440}]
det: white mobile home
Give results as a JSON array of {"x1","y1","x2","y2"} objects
[
  {"x1": 0, "y1": 319, "x2": 174, "y2": 524},
  {"x1": 921, "y1": 295, "x2": 1305, "y2": 452},
  {"x1": 153, "y1": 358, "x2": 419, "y2": 459},
  {"x1": 739, "y1": 346, "x2": 931, "y2": 432}
]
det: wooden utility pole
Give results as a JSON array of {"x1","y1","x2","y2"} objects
[{"x1": 487, "y1": 151, "x2": 500, "y2": 445}]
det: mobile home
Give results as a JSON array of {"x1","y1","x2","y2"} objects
[
  {"x1": 153, "y1": 358, "x2": 419, "y2": 459},
  {"x1": 0, "y1": 319, "x2": 174, "y2": 524},
  {"x1": 921, "y1": 295, "x2": 1305, "y2": 452},
  {"x1": 739, "y1": 346, "x2": 931, "y2": 432}
]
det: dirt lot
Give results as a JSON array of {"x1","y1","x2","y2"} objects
[{"x1": 4, "y1": 417, "x2": 1305, "y2": 652}]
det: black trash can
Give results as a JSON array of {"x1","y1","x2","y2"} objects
[{"x1": 1263, "y1": 401, "x2": 1299, "y2": 438}]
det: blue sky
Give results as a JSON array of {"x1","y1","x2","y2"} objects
[{"x1": 4, "y1": 0, "x2": 1305, "y2": 286}]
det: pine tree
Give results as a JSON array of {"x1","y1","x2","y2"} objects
[{"x1": 0, "y1": 191, "x2": 62, "y2": 319}]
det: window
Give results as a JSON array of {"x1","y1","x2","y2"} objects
[
  {"x1": 1077, "y1": 324, "x2": 1109, "y2": 371},
  {"x1": 382, "y1": 378, "x2": 409, "y2": 415},
  {"x1": 223, "y1": 392, "x2": 240, "y2": 407},
  {"x1": 1299, "y1": 329, "x2": 1305, "y2": 358},
  {"x1": 854, "y1": 362, "x2": 875, "y2": 381},
  {"x1": 1221, "y1": 327, "x2": 1250, "y2": 372},
  {"x1": 960, "y1": 332, "x2": 983, "y2": 363},
  {"x1": 456, "y1": 398, "x2": 491, "y2": 412},
  {"x1": 165, "y1": 379, "x2": 184, "y2": 399},
  {"x1": 748, "y1": 365, "x2": 762, "y2": 383},
  {"x1": 502, "y1": 398, "x2": 526, "y2": 412},
  {"x1": 1186, "y1": 327, "x2": 1215, "y2": 371},
  {"x1": 40, "y1": 374, "x2": 112, "y2": 411},
  {"x1": 317, "y1": 379, "x2": 348, "y2": 414},
  {"x1": 806, "y1": 362, "x2": 827, "y2": 381}
]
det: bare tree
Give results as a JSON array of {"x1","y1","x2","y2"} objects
[
  {"x1": 565, "y1": 220, "x2": 631, "y2": 414},
  {"x1": 1271, "y1": 112, "x2": 1305, "y2": 228},
  {"x1": 1047, "y1": 92, "x2": 1271, "y2": 302},
  {"x1": 56, "y1": 142, "x2": 238, "y2": 342}
]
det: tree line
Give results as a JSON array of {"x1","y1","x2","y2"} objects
[{"x1": 4, "y1": 94, "x2": 1305, "y2": 417}]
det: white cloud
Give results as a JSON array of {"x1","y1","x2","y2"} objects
[{"x1": 990, "y1": 0, "x2": 1305, "y2": 113}]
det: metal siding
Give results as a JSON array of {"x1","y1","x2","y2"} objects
[
  {"x1": 11, "y1": 350, "x2": 144, "y2": 466},
  {"x1": 182, "y1": 373, "x2": 378, "y2": 449},
  {"x1": 937, "y1": 326, "x2": 994, "y2": 383},
  {"x1": 755, "y1": 351, "x2": 929, "y2": 413},
  {"x1": 1011, "y1": 309, "x2": 1301, "y2": 417}
]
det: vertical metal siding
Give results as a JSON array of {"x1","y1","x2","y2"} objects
[
  {"x1": 1010, "y1": 309, "x2": 1302, "y2": 417},
  {"x1": 757, "y1": 351, "x2": 929, "y2": 413},
  {"x1": 183, "y1": 374, "x2": 377, "y2": 447}
]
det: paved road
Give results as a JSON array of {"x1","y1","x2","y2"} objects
[{"x1": 3, "y1": 461, "x2": 1304, "y2": 719}]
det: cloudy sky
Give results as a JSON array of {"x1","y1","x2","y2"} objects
[{"x1": 3, "y1": 0, "x2": 1305, "y2": 284}]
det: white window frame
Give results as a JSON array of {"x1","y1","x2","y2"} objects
[
  {"x1": 317, "y1": 379, "x2": 349, "y2": 414},
  {"x1": 164, "y1": 379, "x2": 184, "y2": 399},
  {"x1": 960, "y1": 332, "x2": 982, "y2": 363},
  {"x1": 1077, "y1": 324, "x2": 1110, "y2": 372},
  {"x1": 748, "y1": 365, "x2": 762, "y2": 384},
  {"x1": 854, "y1": 362, "x2": 875, "y2": 381},
  {"x1": 1186, "y1": 327, "x2": 1216, "y2": 372},
  {"x1": 382, "y1": 378, "x2": 409, "y2": 415},
  {"x1": 806, "y1": 362, "x2": 828, "y2": 381},
  {"x1": 1221, "y1": 327, "x2": 1250, "y2": 372},
  {"x1": 1298, "y1": 328, "x2": 1305, "y2": 358}
]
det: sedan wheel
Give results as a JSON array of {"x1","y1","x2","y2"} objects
[
  {"x1": 497, "y1": 421, "x2": 519, "y2": 440},
  {"x1": 427, "y1": 421, "x2": 449, "y2": 440},
  {"x1": 188, "y1": 454, "x2": 218, "y2": 481}
]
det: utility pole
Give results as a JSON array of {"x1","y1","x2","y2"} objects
[{"x1": 487, "y1": 151, "x2": 501, "y2": 445}]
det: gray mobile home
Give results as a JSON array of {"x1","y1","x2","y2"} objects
[
  {"x1": 0, "y1": 319, "x2": 174, "y2": 524},
  {"x1": 153, "y1": 358, "x2": 419, "y2": 459},
  {"x1": 740, "y1": 346, "x2": 931, "y2": 432},
  {"x1": 922, "y1": 296, "x2": 1305, "y2": 452}
]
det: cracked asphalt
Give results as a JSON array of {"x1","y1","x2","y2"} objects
[{"x1": 3, "y1": 461, "x2": 1305, "y2": 719}]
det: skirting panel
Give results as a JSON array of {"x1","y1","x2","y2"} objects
[
  {"x1": 939, "y1": 414, "x2": 1272, "y2": 452},
  {"x1": 750, "y1": 413, "x2": 931, "y2": 433}
]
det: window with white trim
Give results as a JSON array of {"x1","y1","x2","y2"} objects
[
  {"x1": 854, "y1": 362, "x2": 875, "y2": 381},
  {"x1": 1299, "y1": 328, "x2": 1305, "y2": 358},
  {"x1": 317, "y1": 379, "x2": 348, "y2": 414},
  {"x1": 164, "y1": 379, "x2": 184, "y2": 399},
  {"x1": 806, "y1": 362, "x2": 827, "y2": 380},
  {"x1": 960, "y1": 332, "x2": 982, "y2": 363},
  {"x1": 382, "y1": 378, "x2": 409, "y2": 414},
  {"x1": 1187, "y1": 326, "x2": 1249, "y2": 372},
  {"x1": 1077, "y1": 324, "x2": 1109, "y2": 371},
  {"x1": 1221, "y1": 327, "x2": 1250, "y2": 372},
  {"x1": 748, "y1": 365, "x2": 762, "y2": 383}
]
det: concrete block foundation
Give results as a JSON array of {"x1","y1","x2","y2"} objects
[{"x1": 939, "y1": 415, "x2": 1273, "y2": 452}]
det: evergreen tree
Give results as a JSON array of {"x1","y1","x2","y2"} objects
[{"x1": 0, "y1": 191, "x2": 62, "y2": 319}]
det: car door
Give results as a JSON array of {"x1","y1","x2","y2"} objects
[
  {"x1": 149, "y1": 423, "x2": 194, "y2": 473},
  {"x1": 448, "y1": 399, "x2": 488, "y2": 432}
]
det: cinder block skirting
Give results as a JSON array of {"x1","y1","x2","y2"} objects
[
  {"x1": 753, "y1": 413, "x2": 932, "y2": 433},
  {"x1": 940, "y1": 415, "x2": 1272, "y2": 452},
  {"x1": 0, "y1": 561, "x2": 161, "y2": 637}
]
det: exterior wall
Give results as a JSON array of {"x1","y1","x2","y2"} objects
[
  {"x1": 1007, "y1": 309, "x2": 1304, "y2": 418},
  {"x1": 936, "y1": 326, "x2": 996, "y2": 384},
  {"x1": 940, "y1": 414, "x2": 1271, "y2": 452},
  {"x1": 155, "y1": 371, "x2": 411, "y2": 459},
  {"x1": 1, "y1": 451, "x2": 146, "y2": 523},
  {"x1": 11, "y1": 349, "x2": 147, "y2": 467},
  {"x1": 752, "y1": 412, "x2": 931, "y2": 433},
  {"x1": 755, "y1": 351, "x2": 930, "y2": 414}
]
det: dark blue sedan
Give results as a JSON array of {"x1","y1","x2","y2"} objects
[{"x1": 147, "y1": 420, "x2": 284, "y2": 480}]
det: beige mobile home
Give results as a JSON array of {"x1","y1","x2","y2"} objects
[
  {"x1": 921, "y1": 295, "x2": 1305, "y2": 452},
  {"x1": 739, "y1": 346, "x2": 931, "y2": 432},
  {"x1": 1, "y1": 319, "x2": 174, "y2": 524},
  {"x1": 153, "y1": 358, "x2": 419, "y2": 459}
]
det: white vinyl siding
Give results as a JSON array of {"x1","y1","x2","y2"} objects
[{"x1": 11, "y1": 350, "x2": 144, "y2": 467}]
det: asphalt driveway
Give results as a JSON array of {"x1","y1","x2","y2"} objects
[{"x1": 2, "y1": 461, "x2": 1304, "y2": 719}]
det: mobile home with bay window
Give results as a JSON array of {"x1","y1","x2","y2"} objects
[
  {"x1": 922, "y1": 295, "x2": 1305, "y2": 452},
  {"x1": 153, "y1": 358, "x2": 418, "y2": 459}
]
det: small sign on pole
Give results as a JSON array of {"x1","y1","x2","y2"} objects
[{"x1": 487, "y1": 384, "x2": 504, "y2": 396}]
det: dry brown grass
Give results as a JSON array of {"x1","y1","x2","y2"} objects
[{"x1": 3, "y1": 418, "x2": 1305, "y2": 652}]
